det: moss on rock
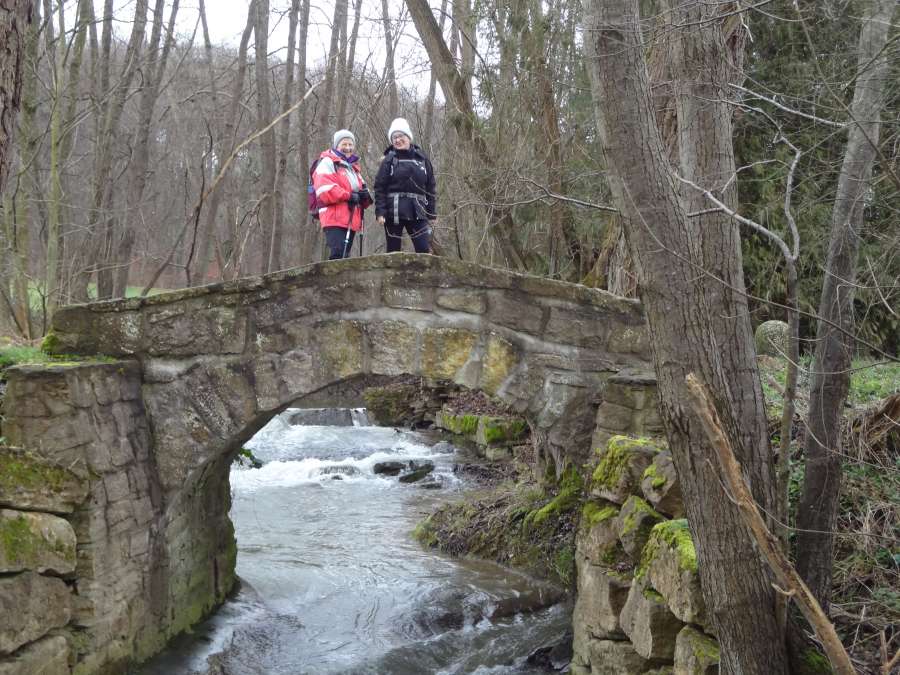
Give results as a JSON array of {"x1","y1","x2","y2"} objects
[{"x1": 636, "y1": 519, "x2": 697, "y2": 579}]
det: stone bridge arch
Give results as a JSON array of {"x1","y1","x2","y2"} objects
[{"x1": 2, "y1": 254, "x2": 651, "y2": 672}]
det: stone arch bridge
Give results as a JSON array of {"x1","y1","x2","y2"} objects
[{"x1": 2, "y1": 254, "x2": 652, "y2": 673}]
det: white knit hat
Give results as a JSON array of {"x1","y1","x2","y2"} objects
[
  {"x1": 387, "y1": 117, "x2": 414, "y2": 144},
  {"x1": 333, "y1": 129, "x2": 355, "y2": 148}
]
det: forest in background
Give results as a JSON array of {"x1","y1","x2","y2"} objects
[
  {"x1": 1, "y1": 0, "x2": 898, "y2": 672},
  {"x1": 0, "y1": 0, "x2": 896, "y2": 350}
]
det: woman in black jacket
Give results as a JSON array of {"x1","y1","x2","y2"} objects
[{"x1": 374, "y1": 118, "x2": 436, "y2": 253}]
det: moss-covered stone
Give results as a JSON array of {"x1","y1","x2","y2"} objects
[
  {"x1": 642, "y1": 463, "x2": 666, "y2": 489},
  {"x1": 582, "y1": 501, "x2": 618, "y2": 528},
  {"x1": 0, "y1": 509, "x2": 76, "y2": 575},
  {"x1": 363, "y1": 384, "x2": 419, "y2": 426},
  {"x1": 636, "y1": 519, "x2": 697, "y2": 579},
  {"x1": 617, "y1": 495, "x2": 665, "y2": 561},
  {"x1": 674, "y1": 625, "x2": 720, "y2": 675},
  {"x1": 591, "y1": 435, "x2": 660, "y2": 504},
  {"x1": 477, "y1": 415, "x2": 528, "y2": 446},
  {"x1": 436, "y1": 409, "x2": 480, "y2": 437}
]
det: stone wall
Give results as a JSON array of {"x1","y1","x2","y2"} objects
[
  {"x1": 0, "y1": 446, "x2": 86, "y2": 674},
  {"x1": 571, "y1": 435, "x2": 719, "y2": 675},
  {"x1": 0, "y1": 361, "x2": 225, "y2": 674}
]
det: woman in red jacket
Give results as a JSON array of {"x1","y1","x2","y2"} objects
[{"x1": 313, "y1": 129, "x2": 372, "y2": 259}]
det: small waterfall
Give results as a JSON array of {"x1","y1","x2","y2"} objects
[{"x1": 350, "y1": 408, "x2": 370, "y2": 426}]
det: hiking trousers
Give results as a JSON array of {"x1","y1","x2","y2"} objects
[
  {"x1": 384, "y1": 219, "x2": 430, "y2": 253},
  {"x1": 324, "y1": 226, "x2": 356, "y2": 260}
]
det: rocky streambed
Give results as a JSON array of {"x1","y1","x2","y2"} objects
[{"x1": 135, "y1": 409, "x2": 570, "y2": 675}]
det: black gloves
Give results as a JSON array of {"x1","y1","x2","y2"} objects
[
  {"x1": 347, "y1": 191, "x2": 361, "y2": 206},
  {"x1": 357, "y1": 188, "x2": 371, "y2": 203}
]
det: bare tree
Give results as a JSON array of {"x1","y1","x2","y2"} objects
[
  {"x1": 381, "y1": 0, "x2": 399, "y2": 119},
  {"x1": 795, "y1": 0, "x2": 897, "y2": 611},
  {"x1": 584, "y1": 0, "x2": 790, "y2": 671}
]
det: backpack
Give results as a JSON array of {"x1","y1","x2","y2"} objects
[{"x1": 307, "y1": 158, "x2": 324, "y2": 220}]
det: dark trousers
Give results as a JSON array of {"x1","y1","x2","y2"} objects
[
  {"x1": 324, "y1": 226, "x2": 356, "y2": 260},
  {"x1": 384, "y1": 219, "x2": 431, "y2": 253}
]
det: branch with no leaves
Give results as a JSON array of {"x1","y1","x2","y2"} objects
[
  {"x1": 140, "y1": 80, "x2": 321, "y2": 296},
  {"x1": 684, "y1": 373, "x2": 856, "y2": 675}
]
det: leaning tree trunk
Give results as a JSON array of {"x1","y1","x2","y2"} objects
[
  {"x1": 380, "y1": 0, "x2": 399, "y2": 118},
  {"x1": 795, "y1": 0, "x2": 896, "y2": 611},
  {"x1": 584, "y1": 0, "x2": 790, "y2": 672}
]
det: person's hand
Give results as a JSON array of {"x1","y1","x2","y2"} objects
[
  {"x1": 347, "y1": 191, "x2": 361, "y2": 206},
  {"x1": 376, "y1": 216, "x2": 385, "y2": 225},
  {"x1": 357, "y1": 188, "x2": 371, "y2": 203}
]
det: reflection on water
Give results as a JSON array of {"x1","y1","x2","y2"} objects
[{"x1": 137, "y1": 411, "x2": 569, "y2": 675}]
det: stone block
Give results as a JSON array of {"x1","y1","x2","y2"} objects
[
  {"x1": 594, "y1": 402, "x2": 635, "y2": 433},
  {"x1": 368, "y1": 321, "x2": 420, "y2": 376},
  {"x1": 674, "y1": 626, "x2": 719, "y2": 674},
  {"x1": 0, "y1": 573, "x2": 72, "y2": 655},
  {"x1": 754, "y1": 320, "x2": 788, "y2": 358},
  {"x1": 0, "y1": 510, "x2": 76, "y2": 576},
  {"x1": 0, "y1": 448, "x2": 88, "y2": 515},
  {"x1": 435, "y1": 290, "x2": 487, "y2": 314},
  {"x1": 421, "y1": 328, "x2": 477, "y2": 381},
  {"x1": 577, "y1": 502, "x2": 628, "y2": 568},
  {"x1": 620, "y1": 578, "x2": 683, "y2": 660},
  {"x1": 544, "y1": 307, "x2": 608, "y2": 349},
  {"x1": 641, "y1": 452, "x2": 684, "y2": 518},
  {"x1": 145, "y1": 304, "x2": 246, "y2": 356},
  {"x1": 313, "y1": 321, "x2": 364, "y2": 380},
  {"x1": 475, "y1": 416, "x2": 528, "y2": 447},
  {"x1": 480, "y1": 334, "x2": 518, "y2": 396},
  {"x1": 607, "y1": 324, "x2": 650, "y2": 356},
  {"x1": 573, "y1": 562, "x2": 630, "y2": 638},
  {"x1": 0, "y1": 635, "x2": 70, "y2": 675},
  {"x1": 591, "y1": 436, "x2": 661, "y2": 504},
  {"x1": 616, "y1": 495, "x2": 665, "y2": 562},
  {"x1": 586, "y1": 637, "x2": 657, "y2": 674},
  {"x1": 637, "y1": 520, "x2": 705, "y2": 625},
  {"x1": 382, "y1": 285, "x2": 433, "y2": 310},
  {"x1": 487, "y1": 293, "x2": 544, "y2": 335}
]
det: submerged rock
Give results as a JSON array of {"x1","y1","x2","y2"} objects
[
  {"x1": 399, "y1": 461, "x2": 435, "y2": 483},
  {"x1": 373, "y1": 461, "x2": 406, "y2": 476}
]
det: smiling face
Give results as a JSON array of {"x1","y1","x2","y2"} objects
[
  {"x1": 337, "y1": 137, "x2": 355, "y2": 155},
  {"x1": 391, "y1": 133, "x2": 411, "y2": 150}
]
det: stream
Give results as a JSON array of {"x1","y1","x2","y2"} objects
[{"x1": 135, "y1": 410, "x2": 570, "y2": 674}]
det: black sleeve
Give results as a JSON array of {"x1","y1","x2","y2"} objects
[
  {"x1": 425, "y1": 155, "x2": 437, "y2": 219},
  {"x1": 374, "y1": 157, "x2": 390, "y2": 218}
]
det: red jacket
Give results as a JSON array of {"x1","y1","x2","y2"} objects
[{"x1": 312, "y1": 149, "x2": 371, "y2": 231}]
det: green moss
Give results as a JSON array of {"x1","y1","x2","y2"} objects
[
  {"x1": 592, "y1": 435, "x2": 658, "y2": 490},
  {"x1": 553, "y1": 545, "x2": 575, "y2": 586},
  {"x1": 636, "y1": 519, "x2": 697, "y2": 579},
  {"x1": 582, "y1": 501, "x2": 618, "y2": 527},
  {"x1": 619, "y1": 496, "x2": 663, "y2": 536},
  {"x1": 642, "y1": 463, "x2": 667, "y2": 489},
  {"x1": 40, "y1": 331, "x2": 61, "y2": 355},
  {"x1": 531, "y1": 466, "x2": 583, "y2": 526},
  {"x1": 0, "y1": 450, "x2": 75, "y2": 492},
  {"x1": 413, "y1": 516, "x2": 438, "y2": 547},
  {"x1": 799, "y1": 649, "x2": 833, "y2": 674},
  {"x1": 642, "y1": 586, "x2": 665, "y2": 603},
  {"x1": 0, "y1": 514, "x2": 41, "y2": 565},
  {"x1": 481, "y1": 417, "x2": 527, "y2": 445}
]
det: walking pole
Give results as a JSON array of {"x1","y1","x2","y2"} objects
[
  {"x1": 357, "y1": 208, "x2": 364, "y2": 256},
  {"x1": 341, "y1": 204, "x2": 355, "y2": 259}
]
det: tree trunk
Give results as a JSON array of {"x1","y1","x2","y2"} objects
[
  {"x1": 271, "y1": 0, "x2": 299, "y2": 273},
  {"x1": 254, "y1": 0, "x2": 277, "y2": 275},
  {"x1": 335, "y1": 0, "x2": 361, "y2": 128},
  {"x1": 4, "y1": 0, "x2": 37, "y2": 338},
  {"x1": 0, "y1": 0, "x2": 32, "y2": 194},
  {"x1": 584, "y1": 1, "x2": 790, "y2": 671},
  {"x1": 422, "y1": 0, "x2": 448, "y2": 149},
  {"x1": 316, "y1": 0, "x2": 345, "y2": 146},
  {"x1": 406, "y1": 0, "x2": 527, "y2": 270},
  {"x1": 795, "y1": 0, "x2": 896, "y2": 611},
  {"x1": 114, "y1": 0, "x2": 177, "y2": 298},
  {"x1": 380, "y1": 0, "x2": 399, "y2": 118},
  {"x1": 93, "y1": 0, "x2": 149, "y2": 299},
  {"x1": 295, "y1": 0, "x2": 314, "y2": 265}
]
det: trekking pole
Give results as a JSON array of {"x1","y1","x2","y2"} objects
[
  {"x1": 358, "y1": 208, "x2": 364, "y2": 256},
  {"x1": 341, "y1": 204, "x2": 356, "y2": 259}
]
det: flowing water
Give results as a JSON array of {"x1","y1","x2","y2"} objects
[{"x1": 137, "y1": 410, "x2": 570, "y2": 675}]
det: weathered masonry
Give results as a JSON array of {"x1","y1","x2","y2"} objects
[{"x1": 1, "y1": 253, "x2": 653, "y2": 673}]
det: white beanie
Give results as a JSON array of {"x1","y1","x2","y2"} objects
[
  {"x1": 388, "y1": 117, "x2": 414, "y2": 144},
  {"x1": 333, "y1": 129, "x2": 355, "y2": 148}
]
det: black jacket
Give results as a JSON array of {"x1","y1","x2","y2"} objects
[{"x1": 373, "y1": 145, "x2": 436, "y2": 223}]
